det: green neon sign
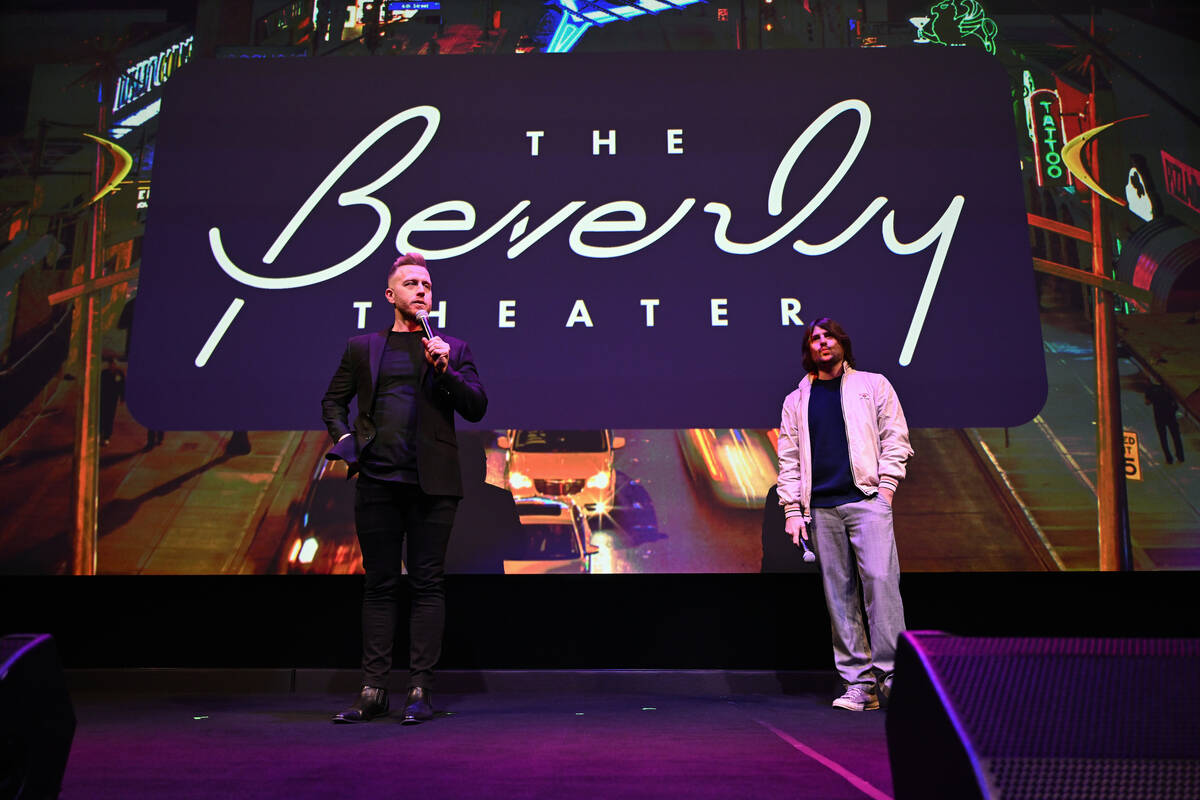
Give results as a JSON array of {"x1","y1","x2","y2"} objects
[{"x1": 911, "y1": 0, "x2": 998, "y2": 55}]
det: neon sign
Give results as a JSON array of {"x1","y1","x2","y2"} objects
[
  {"x1": 111, "y1": 99, "x2": 161, "y2": 140},
  {"x1": 1030, "y1": 88, "x2": 1067, "y2": 187},
  {"x1": 112, "y1": 35, "x2": 195, "y2": 115},
  {"x1": 1021, "y1": 70, "x2": 1035, "y2": 141},
  {"x1": 1162, "y1": 150, "x2": 1200, "y2": 217},
  {"x1": 546, "y1": 0, "x2": 705, "y2": 53},
  {"x1": 910, "y1": 0, "x2": 997, "y2": 55}
]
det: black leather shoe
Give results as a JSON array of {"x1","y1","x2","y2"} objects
[
  {"x1": 332, "y1": 686, "x2": 389, "y2": 723},
  {"x1": 401, "y1": 687, "x2": 434, "y2": 724}
]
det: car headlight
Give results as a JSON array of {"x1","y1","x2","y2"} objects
[
  {"x1": 509, "y1": 471, "x2": 533, "y2": 490},
  {"x1": 586, "y1": 470, "x2": 611, "y2": 489},
  {"x1": 298, "y1": 537, "x2": 319, "y2": 564}
]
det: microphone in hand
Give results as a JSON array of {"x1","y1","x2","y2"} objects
[
  {"x1": 788, "y1": 517, "x2": 817, "y2": 563},
  {"x1": 799, "y1": 538, "x2": 816, "y2": 563},
  {"x1": 416, "y1": 311, "x2": 448, "y2": 370},
  {"x1": 415, "y1": 310, "x2": 435, "y2": 339}
]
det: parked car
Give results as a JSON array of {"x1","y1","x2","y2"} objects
[
  {"x1": 497, "y1": 429, "x2": 625, "y2": 516},
  {"x1": 504, "y1": 497, "x2": 598, "y2": 574},
  {"x1": 676, "y1": 428, "x2": 779, "y2": 509},
  {"x1": 280, "y1": 457, "x2": 362, "y2": 574}
]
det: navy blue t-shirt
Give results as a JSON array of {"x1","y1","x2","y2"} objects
[{"x1": 808, "y1": 376, "x2": 867, "y2": 508}]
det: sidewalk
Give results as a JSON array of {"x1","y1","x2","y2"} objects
[
  {"x1": 1117, "y1": 311, "x2": 1200, "y2": 422},
  {"x1": 972, "y1": 312, "x2": 1200, "y2": 570},
  {"x1": 0, "y1": 372, "x2": 321, "y2": 575}
]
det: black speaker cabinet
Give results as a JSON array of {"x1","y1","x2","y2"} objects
[
  {"x1": 887, "y1": 631, "x2": 1200, "y2": 800},
  {"x1": 0, "y1": 634, "x2": 76, "y2": 800}
]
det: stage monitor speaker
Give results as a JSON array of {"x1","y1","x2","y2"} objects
[
  {"x1": 886, "y1": 631, "x2": 1200, "y2": 800},
  {"x1": 0, "y1": 634, "x2": 76, "y2": 800}
]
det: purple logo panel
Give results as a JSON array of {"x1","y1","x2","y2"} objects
[{"x1": 128, "y1": 49, "x2": 1045, "y2": 430}]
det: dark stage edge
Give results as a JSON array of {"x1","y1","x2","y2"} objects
[
  {"x1": 7, "y1": 572, "x2": 1198, "y2": 672},
  {"x1": 61, "y1": 670, "x2": 890, "y2": 800}
]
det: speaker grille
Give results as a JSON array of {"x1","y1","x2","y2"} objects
[
  {"x1": 984, "y1": 757, "x2": 1200, "y2": 800},
  {"x1": 906, "y1": 634, "x2": 1200, "y2": 799}
]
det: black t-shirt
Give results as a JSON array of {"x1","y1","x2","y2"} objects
[{"x1": 360, "y1": 330, "x2": 423, "y2": 483}]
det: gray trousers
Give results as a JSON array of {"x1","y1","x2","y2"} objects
[{"x1": 811, "y1": 495, "x2": 905, "y2": 690}]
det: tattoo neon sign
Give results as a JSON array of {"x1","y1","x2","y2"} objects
[{"x1": 1029, "y1": 88, "x2": 1067, "y2": 187}]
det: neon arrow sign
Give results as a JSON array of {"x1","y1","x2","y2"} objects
[{"x1": 546, "y1": 0, "x2": 706, "y2": 53}]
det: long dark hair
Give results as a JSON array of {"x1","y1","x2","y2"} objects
[{"x1": 801, "y1": 317, "x2": 855, "y2": 374}]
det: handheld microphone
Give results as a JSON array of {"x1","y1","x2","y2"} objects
[
  {"x1": 416, "y1": 310, "x2": 447, "y2": 369},
  {"x1": 415, "y1": 310, "x2": 435, "y2": 340},
  {"x1": 796, "y1": 537, "x2": 816, "y2": 563},
  {"x1": 799, "y1": 538, "x2": 816, "y2": 563}
]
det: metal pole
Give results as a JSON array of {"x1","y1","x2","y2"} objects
[
  {"x1": 70, "y1": 82, "x2": 108, "y2": 575},
  {"x1": 1087, "y1": 52, "x2": 1130, "y2": 571}
]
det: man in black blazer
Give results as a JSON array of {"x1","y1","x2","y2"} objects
[{"x1": 322, "y1": 251, "x2": 487, "y2": 725}]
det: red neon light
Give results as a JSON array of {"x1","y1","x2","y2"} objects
[
  {"x1": 1132, "y1": 252, "x2": 1158, "y2": 291},
  {"x1": 1162, "y1": 150, "x2": 1200, "y2": 217}
]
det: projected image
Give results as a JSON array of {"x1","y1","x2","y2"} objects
[
  {"x1": 277, "y1": 429, "x2": 763, "y2": 575},
  {"x1": 498, "y1": 429, "x2": 622, "y2": 516},
  {"x1": 504, "y1": 497, "x2": 598, "y2": 574},
  {"x1": 2, "y1": 7, "x2": 1199, "y2": 577}
]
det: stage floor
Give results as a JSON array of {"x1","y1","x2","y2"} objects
[{"x1": 60, "y1": 671, "x2": 894, "y2": 800}]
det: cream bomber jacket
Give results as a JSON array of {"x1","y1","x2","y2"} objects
[{"x1": 777, "y1": 365, "x2": 914, "y2": 522}]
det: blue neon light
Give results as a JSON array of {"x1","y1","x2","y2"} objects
[
  {"x1": 545, "y1": 0, "x2": 706, "y2": 53},
  {"x1": 110, "y1": 98, "x2": 162, "y2": 139}
]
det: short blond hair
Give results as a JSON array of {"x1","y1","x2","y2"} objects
[{"x1": 387, "y1": 252, "x2": 427, "y2": 283}]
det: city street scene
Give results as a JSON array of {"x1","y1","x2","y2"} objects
[{"x1": 2, "y1": 0, "x2": 1198, "y2": 575}]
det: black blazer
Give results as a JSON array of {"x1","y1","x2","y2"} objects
[{"x1": 321, "y1": 328, "x2": 488, "y2": 497}]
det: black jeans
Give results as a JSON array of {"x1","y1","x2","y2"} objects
[{"x1": 354, "y1": 477, "x2": 457, "y2": 690}]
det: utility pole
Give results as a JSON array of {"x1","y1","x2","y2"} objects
[
  {"x1": 70, "y1": 83, "x2": 110, "y2": 575},
  {"x1": 1086, "y1": 38, "x2": 1131, "y2": 571},
  {"x1": 737, "y1": 0, "x2": 745, "y2": 49}
]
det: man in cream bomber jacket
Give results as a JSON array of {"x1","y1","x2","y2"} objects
[{"x1": 777, "y1": 318, "x2": 914, "y2": 712}]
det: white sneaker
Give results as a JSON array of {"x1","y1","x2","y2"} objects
[{"x1": 832, "y1": 685, "x2": 879, "y2": 711}]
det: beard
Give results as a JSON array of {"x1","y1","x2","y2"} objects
[{"x1": 815, "y1": 350, "x2": 844, "y2": 374}]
